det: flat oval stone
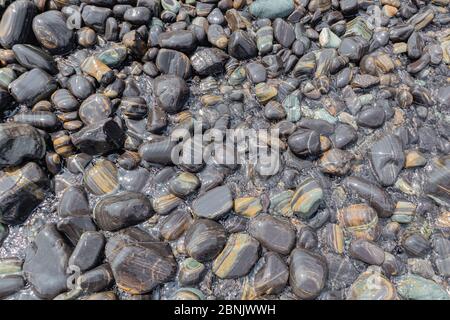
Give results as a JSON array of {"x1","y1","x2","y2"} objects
[
  {"x1": 93, "y1": 191, "x2": 154, "y2": 231},
  {"x1": 248, "y1": 214, "x2": 295, "y2": 255},
  {"x1": 289, "y1": 248, "x2": 327, "y2": 300},
  {"x1": 12, "y1": 44, "x2": 57, "y2": 74},
  {"x1": 344, "y1": 176, "x2": 394, "y2": 218},
  {"x1": 249, "y1": 0, "x2": 295, "y2": 19},
  {"x1": 32, "y1": 10, "x2": 74, "y2": 55},
  {"x1": 212, "y1": 233, "x2": 260, "y2": 279},
  {"x1": 185, "y1": 219, "x2": 227, "y2": 262},
  {"x1": 107, "y1": 238, "x2": 177, "y2": 294},
  {"x1": 124, "y1": 7, "x2": 151, "y2": 25},
  {"x1": 83, "y1": 159, "x2": 119, "y2": 195},
  {"x1": 192, "y1": 185, "x2": 233, "y2": 219},
  {"x1": 0, "y1": 162, "x2": 48, "y2": 225},
  {"x1": 0, "y1": 0, "x2": 36, "y2": 49},
  {"x1": 159, "y1": 209, "x2": 192, "y2": 241},
  {"x1": 349, "y1": 239, "x2": 385, "y2": 265},
  {"x1": 348, "y1": 268, "x2": 396, "y2": 300},
  {"x1": 67, "y1": 75, "x2": 95, "y2": 100},
  {"x1": 288, "y1": 129, "x2": 321, "y2": 156}
]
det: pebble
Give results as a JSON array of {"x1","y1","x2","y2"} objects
[
  {"x1": 93, "y1": 192, "x2": 153, "y2": 231},
  {"x1": 289, "y1": 249, "x2": 327, "y2": 300},
  {"x1": 248, "y1": 214, "x2": 295, "y2": 255},
  {"x1": 370, "y1": 135, "x2": 405, "y2": 186},
  {"x1": 23, "y1": 224, "x2": 72, "y2": 299},
  {"x1": 212, "y1": 233, "x2": 260, "y2": 279},
  {"x1": 185, "y1": 219, "x2": 227, "y2": 262},
  {"x1": 192, "y1": 185, "x2": 233, "y2": 220},
  {"x1": 290, "y1": 178, "x2": 323, "y2": 218},
  {"x1": 397, "y1": 275, "x2": 450, "y2": 300}
]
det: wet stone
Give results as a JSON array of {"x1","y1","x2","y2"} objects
[
  {"x1": 318, "y1": 148, "x2": 354, "y2": 176},
  {"x1": 192, "y1": 185, "x2": 233, "y2": 220},
  {"x1": 348, "y1": 268, "x2": 396, "y2": 300},
  {"x1": 106, "y1": 234, "x2": 177, "y2": 295},
  {"x1": 289, "y1": 249, "x2": 327, "y2": 300},
  {"x1": 68, "y1": 231, "x2": 105, "y2": 273},
  {"x1": 179, "y1": 258, "x2": 205, "y2": 286},
  {"x1": 32, "y1": 10, "x2": 74, "y2": 55},
  {"x1": 94, "y1": 192, "x2": 153, "y2": 231},
  {"x1": 185, "y1": 219, "x2": 227, "y2": 262},
  {"x1": 212, "y1": 233, "x2": 260, "y2": 279},
  {"x1": 248, "y1": 214, "x2": 295, "y2": 255},
  {"x1": 397, "y1": 275, "x2": 449, "y2": 300},
  {"x1": 0, "y1": 0, "x2": 36, "y2": 49},
  {"x1": 228, "y1": 30, "x2": 257, "y2": 60},
  {"x1": 249, "y1": 0, "x2": 294, "y2": 19},
  {"x1": 369, "y1": 135, "x2": 405, "y2": 187},
  {"x1": 78, "y1": 94, "x2": 112, "y2": 125},
  {"x1": 23, "y1": 224, "x2": 72, "y2": 299},
  {"x1": 288, "y1": 129, "x2": 321, "y2": 157},
  {"x1": 349, "y1": 239, "x2": 385, "y2": 265},
  {"x1": 191, "y1": 48, "x2": 229, "y2": 76},
  {"x1": 402, "y1": 233, "x2": 430, "y2": 257},
  {"x1": 234, "y1": 197, "x2": 263, "y2": 218},
  {"x1": 12, "y1": 44, "x2": 57, "y2": 74},
  {"x1": 254, "y1": 252, "x2": 289, "y2": 296},
  {"x1": 156, "y1": 49, "x2": 192, "y2": 79},
  {"x1": 154, "y1": 75, "x2": 189, "y2": 114},
  {"x1": 344, "y1": 176, "x2": 394, "y2": 218},
  {"x1": 273, "y1": 18, "x2": 295, "y2": 48},
  {"x1": 159, "y1": 209, "x2": 192, "y2": 241},
  {"x1": 0, "y1": 123, "x2": 46, "y2": 169},
  {"x1": 9, "y1": 68, "x2": 57, "y2": 106},
  {"x1": 0, "y1": 162, "x2": 48, "y2": 225}
]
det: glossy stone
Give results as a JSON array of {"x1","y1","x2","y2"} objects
[
  {"x1": 213, "y1": 233, "x2": 260, "y2": 279},
  {"x1": 289, "y1": 249, "x2": 327, "y2": 300},
  {"x1": 290, "y1": 178, "x2": 323, "y2": 218},
  {"x1": 0, "y1": 0, "x2": 36, "y2": 49},
  {"x1": 9, "y1": 68, "x2": 57, "y2": 106},
  {"x1": 248, "y1": 214, "x2": 295, "y2": 255},
  {"x1": 94, "y1": 192, "x2": 153, "y2": 231},
  {"x1": 0, "y1": 162, "x2": 48, "y2": 225},
  {"x1": 185, "y1": 219, "x2": 227, "y2": 262},
  {"x1": 192, "y1": 186, "x2": 233, "y2": 220},
  {"x1": 32, "y1": 10, "x2": 74, "y2": 54},
  {"x1": 23, "y1": 224, "x2": 72, "y2": 299},
  {"x1": 370, "y1": 135, "x2": 405, "y2": 186},
  {"x1": 0, "y1": 123, "x2": 46, "y2": 169}
]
